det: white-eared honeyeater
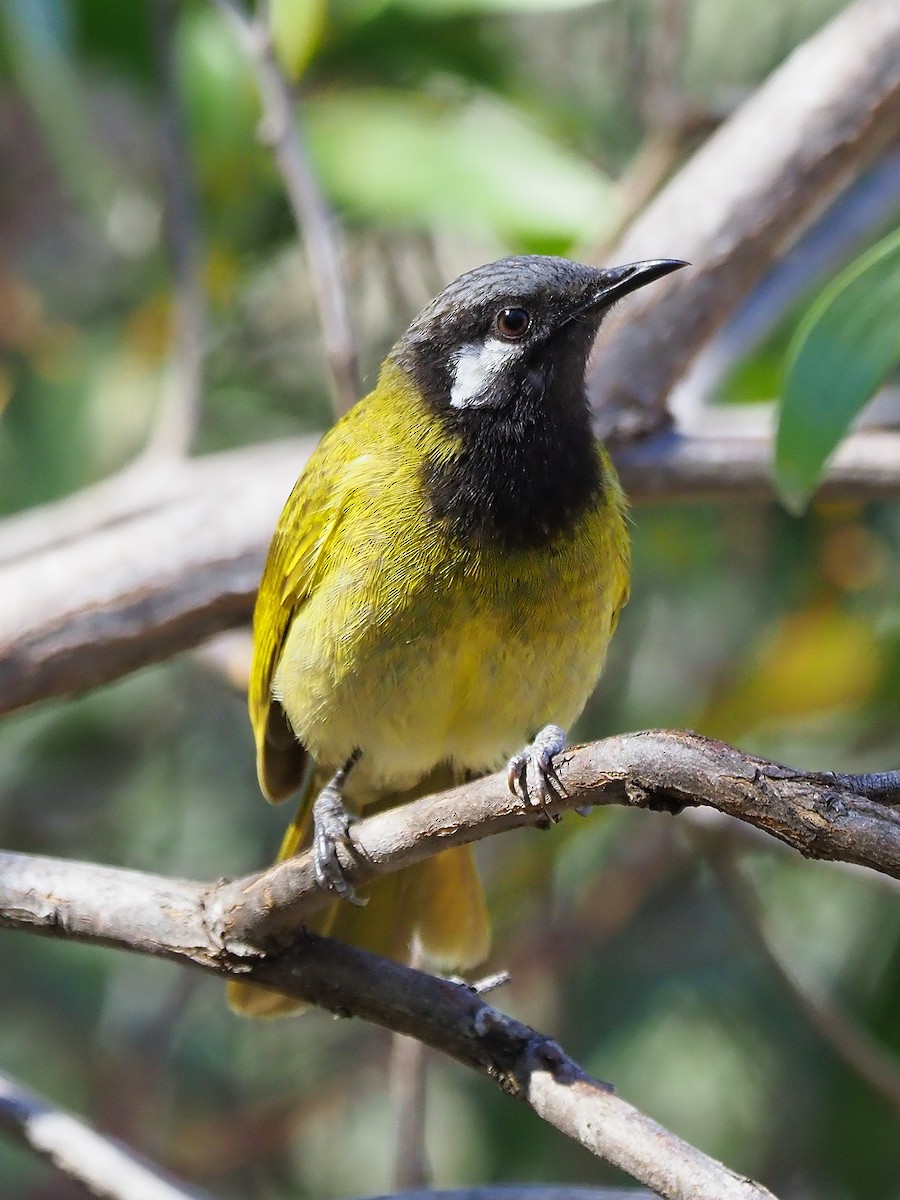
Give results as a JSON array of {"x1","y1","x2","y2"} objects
[{"x1": 229, "y1": 254, "x2": 685, "y2": 1016}]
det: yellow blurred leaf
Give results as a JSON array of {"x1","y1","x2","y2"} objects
[
  {"x1": 32, "y1": 323, "x2": 82, "y2": 383},
  {"x1": 818, "y1": 523, "x2": 886, "y2": 593},
  {"x1": 125, "y1": 293, "x2": 173, "y2": 365},
  {"x1": 204, "y1": 245, "x2": 241, "y2": 309},
  {"x1": 269, "y1": 0, "x2": 327, "y2": 80},
  {"x1": 0, "y1": 270, "x2": 45, "y2": 352},
  {"x1": 702, "y1": 602, "x2": 881, "y2": 739}
]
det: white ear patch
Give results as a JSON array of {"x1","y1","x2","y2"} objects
[{"x1": 450, "y1": 339, "x2": 520, "y2": 409}]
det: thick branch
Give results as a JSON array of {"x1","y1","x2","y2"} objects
[
  {"x1": 590, "y1": 0, "x2": 900, "y2": 437},
  {"x1": 0, "y1": 1069, "x2": 215, "y2": 1200},
  {"x1": 0, "y1": 440, "x2": 307, "y2": 717},
  {"x1": 4, "y1": 730, "x2": 897, "y2": 1198},
  {"x1": 3, "y1": 731, "x2": 898, "y2": 954},
  {"x1": 0, "y1": 871, "x2": 773, "y2": 1200},
  {"x1": 2, "y1": 419, "x2": 899, "y2": 717}
]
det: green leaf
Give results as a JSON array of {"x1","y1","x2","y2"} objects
[
  {"x1": 775, "y1": 227, "x2": 900, "y2": 514},
  {"x1": 270, "y1": 0, "x2": 327, "y2": 80},
  {"x1": 176, "y1": 8, "x2": 258, "y2": 155},
  {"x1": 304, "y1": 89, "x2": 617, "y2": 248}
]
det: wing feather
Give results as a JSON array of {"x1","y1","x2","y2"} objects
[{"x1": 248, "y1": 430, "x2": 363, "y2": 801}]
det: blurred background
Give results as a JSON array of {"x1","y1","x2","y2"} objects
[{"x1": 0, "y1": 1, "x2": 898, "y2": 1197}]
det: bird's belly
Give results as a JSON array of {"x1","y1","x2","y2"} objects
[{"x1": 274, "y1": 563, "x2": 619, "y2": 798}]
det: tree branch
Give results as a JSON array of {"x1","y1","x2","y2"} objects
[
  {"x1": 0, "y1": 1068, "x2": 215, "y2": 1200},
  {"x1": 2, "y1": 417, "x2": 899, "y2": 718},
  {"x1": 364, "y1": 1192, "x2": 657, "y2": 1200},
  {"x1": 8, "y1": 730, "x2": 889, "y2": 972},
  {"x1": 5, "y1": 730, "x2": 897, "y2": 1198},
  {"x1": 0, "y1": 865, "x2": 774, "y2": 1200},
  {"x1": 204, "y1": 731, "x2": 900, "y2": 950},
  {"x1": 0, "y1": 439, "x2": 308, "y2": 718},
  {"x1": 616, "y1": 422, "x2": 900, "y2": 504},
  {"x1": 2, "y1": 731, "x2": 897, "y2": 960},
  {"x1": 590, "y1": 0, "x2": 900, "y2": 439}
]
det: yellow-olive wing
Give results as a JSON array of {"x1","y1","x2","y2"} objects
[{"x1": 248, "y1": 427, "x2": 358, "y2": 801}]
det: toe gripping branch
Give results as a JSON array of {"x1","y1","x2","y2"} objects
[
  {"x1": 311, "y1": 750, "x2": 367, "y2": 906},
  {"x1": 507, "y1": 724, "x2": 568, "y2": 827}
]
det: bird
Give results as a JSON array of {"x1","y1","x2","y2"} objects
[{"x1": 228, "y1": 253, "x2": 685, "y2": 1016}]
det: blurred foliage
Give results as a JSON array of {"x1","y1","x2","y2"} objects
[
  {"x1": 269, "y1": 0, "x2": 327, "y2": 80},
  {"x1": 1, "y1": 1, "x2": 898, "y2": 1199},
  {"x1": 775, "y1": 228, "x2": 900, "y2": 513}
]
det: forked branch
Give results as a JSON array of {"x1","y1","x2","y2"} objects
[{"x1": 2, "y1": 731, "x2": 897, "y2": 1198}]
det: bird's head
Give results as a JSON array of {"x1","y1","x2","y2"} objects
[{"x1": 391, "y1": 255, "x2": 686, "y2": 422}]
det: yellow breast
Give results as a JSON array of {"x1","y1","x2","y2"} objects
[{"x1": 270, "y1": 380, "x2": 629, "y2": 800}]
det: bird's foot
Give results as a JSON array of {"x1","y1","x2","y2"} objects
[
  {"x1": 507, "y1": 724, "x2": 568, "y2": 827},
  {"x1": 312, "y1": 753, "x2": 366, "y2": 907}
]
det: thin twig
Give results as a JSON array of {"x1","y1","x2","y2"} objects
[
  {"x1": 704, "y1": 841, "x2": 900, "y2": 1112},
  {"x1": 211, "y1": 0, "x2": 359, "y2": 413},
  {"x1": 391, "y1": 1032, "x2": 431, "y2": 1191},
  {"x1": 147, "y1": 0, "x2": 207, "y2": 458},
  {"x1": 0, "y1": 1068, "x2": 216, "y2": 1200},
  {"x1": 391, "y1": 946, "x2": 431, "y2": 1191},
  {"x1": 640, "y1": 0, "x2": 689, "y2": 130},
  {"x1": 595, "y1": 0, "x2": 702, "y2": 251}
]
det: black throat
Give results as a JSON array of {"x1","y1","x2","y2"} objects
[{"x1": 420, "y1": 361, "x2": 604, "y2": 552}]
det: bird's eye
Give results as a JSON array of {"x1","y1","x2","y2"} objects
[{"x1": 495, "y1": 307, "x2": 530, "y2": 339}]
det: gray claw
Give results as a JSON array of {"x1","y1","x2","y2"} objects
[
  {"x1": 312, "y1": 781, "x2": 366, "y2": 907},
  {"x1": 506, "y1": 724, "x2": 568, "y2": 823}
]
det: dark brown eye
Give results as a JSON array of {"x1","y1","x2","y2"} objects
[{"x1": 495, "y1": 307, "x2": 530, "y2": 339}]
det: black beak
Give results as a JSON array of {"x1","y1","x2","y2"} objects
[{"x1": 586, "y1": 258, "x2": 688, "y2": 311}]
